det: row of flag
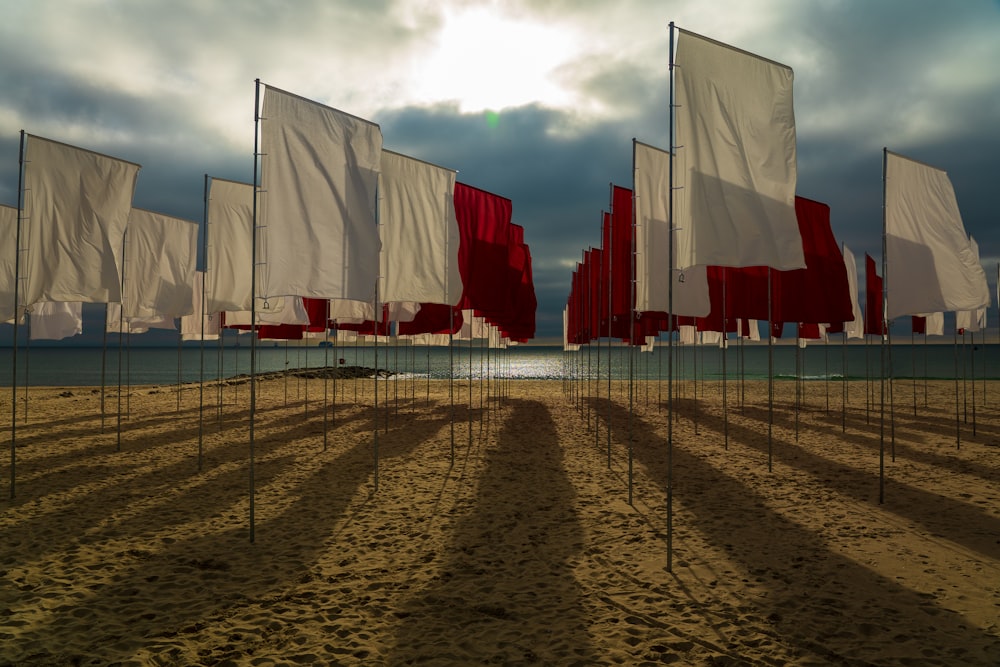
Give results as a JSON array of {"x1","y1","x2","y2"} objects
[
  {"x1": 564, "y1": 27, "x2": 989, "y2": 349},
  {"x1": 2, "y1": 84, "x2": 536, "y2": 345}
]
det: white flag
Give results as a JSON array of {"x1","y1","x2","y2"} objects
[
  {"x1": 842, "y1": 246, "x2": 865, "y2": 340},
  {"x1": 916, "y1": 312, "x2": 945, "y2": 337},
  {"x1": 205, "y1": 177, "x2": 254, "y2": 313},
  {"x1": 0, "y1": 205, "x2": 17, "y2": 323},
  {"x1": 124, "y1": 209, "x2": 198, "y2": 321},
  {"x1": 181, "y1": 272, "x2": 221, "y2": 341},
  {"x1": 379, "y1": 150, "x2": 462, "y2": 305},
  {"x1": 674, "y1": 30, "x2": 804, "y2": 271},
  {"x1": 885, "y1": 150, "x2": 990, "y2": 319},
  {"x1": 29, "y1": 302, "x2": 82, "y2": 341},
  {"x1": 22, "y1": 135, "x2": 140, "y2": 305},
  {"x1": 633, "y1": 140, "x2": 711, "y2": 315},
  {"x1": 259, "y1": 85, "x2": 382, "y2": 302}
]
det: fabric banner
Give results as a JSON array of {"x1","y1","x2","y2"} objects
[
  {"x1": 0, "y1": 205, "x2": 17, "y2": 323},
  {"x1": 205, "y1": 177, "x2": 254, "y2": 313},
  {"x1": 610, "y1": 185, "x2": 633, "y2": 318},
  {"x1": 379, "y1": 150, "x2": 462, "y2": 305},
  {"x1": 22, "y1": 134, "x2": 140, "y2": 305},
  {"x1": 633, "y1": 141, "x2": 711, "y2": 316},
  {"x1": 29, "y1": 302, "x2": 82, "y2": 341},
  {"x1": 917, "y1": 312, "x2": 945, "y2": 336},
  {"x1": 842, "y1": 246, "x2": 865, "y2": 339},
  {"x1": 885, "y1": 150, "x2": 989, "y2": 318},
  {"x1": 454, "y1": 182, "x2": 513, "y2": 319},
  {"x1": 180, "y1": 272, "x2": 221, "y2": 341},
  {"x1": 562, "y1": 307, "x2": 580, "y2": 352},
  {"x1": 674, "y1": 29, "x2": 803, "y2": 271},
  {"x1": 106, "y1": 303, "x2": 175, "y2": 334},
  {"x1": 864, "y1": 254, "x2": 885, "y2": 336},
  {"x1": 774, "y1": 197, "x2": 853, "y2": 324},
  {"x1": 123, "y1": 208, "x2": 198, "y2": 321},
  {"x1": 225, "y1": 296, "x2": 310, "y2": 327},
  {"x1": 259, "y1": 85, "x2": 382, "y2": 302}
]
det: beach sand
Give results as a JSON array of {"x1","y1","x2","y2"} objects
[{"x1": 1, "y1": 375, "x2": 999, "y2": 665}]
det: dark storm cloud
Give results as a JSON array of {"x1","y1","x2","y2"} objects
[{"x1": 1, "y1": 0, "x2": 998, "y2": 339}]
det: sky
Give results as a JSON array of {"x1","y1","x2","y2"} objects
[{"x1": 1, "y1": 0, "x2": 999, "y2": 342}]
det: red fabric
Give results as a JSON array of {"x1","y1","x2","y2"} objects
[
  {"x1": 503, "y1": 240, "x2": 537, "y2": 343},
  {"x1": 256, "y1": 324, "x2": 304, "y2": 340},
  {"x1": 454, "y1": 182, "x2": 514, "y2": 320},
  {"x1": 610, "y1": 185, "x2": 633, "y2": 319},
  {"x1": 864, "y1": 254, "x2": 886, "y2": 335},
  {"x1": 566, "y1": 266, "x2": 584, "y2": 345},
  {"x1": 911, "y1": 316, "x2": 926, "y2": 335},
  {"x1": 798, "y1": 322, "x2": 821, "y2": 340},
  {"x1": 396, "y1": 303, "x2": 463, "y2": 336},
  {"x1": 302, "y1": 297, "x2": 328, "y2": 333},
  {"x1": 773, "y1": 197, "x2": 853, "y2": 325}
]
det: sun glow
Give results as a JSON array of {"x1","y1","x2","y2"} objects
[{"x1": 411, "y1": 7, "x2": 580, "y2": 112}]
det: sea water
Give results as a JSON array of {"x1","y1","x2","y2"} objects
[{"x1": 0, "y1": 340, "x2": 995, "y2": 387}]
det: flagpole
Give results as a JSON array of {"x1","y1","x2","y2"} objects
[
  {"x1": 666, "y1": 21, "x2": 676, "y2": 573},
  {"x1": 9, "y1": 130, "x2": 26, "y2": 498},
  {"x1": 628, "y1": 149, "x2": 637, "y2": 506},
  {"x1": 722, "y1": 273, "x2": 729, "y2": 450},
  {"x1": 767, "y1": 268, "x2": 774, "y2": 473},
  {"x1": 198, "y1": 174, "x2": 209, "y2": 471},
  {"x1": 879, "y1": 147, "x2": 887, "y2": 505},
  {"x1": 249, "y1": 78, "x2": 262, "y2": 542}
]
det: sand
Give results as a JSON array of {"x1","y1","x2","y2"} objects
[{"x1": 1, "y1": 374, "x2": 999, "y2": 665}]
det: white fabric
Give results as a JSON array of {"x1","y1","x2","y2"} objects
[
  {"x1": 336, "y1": 329, "x2": 358, "y2": 343},
  {"x1": 123, "y1": 209, "x2": 198, "y2": 321},
  {"x1": 29, "y1": 302, "x2": 82, "y2": 340},
  {"x1": 0, "y1": 205, "x2": 17, "y2": 323},
  {"x1": 885, "y1": 151, "x2": 990, "y2": 319},
  {"x1": 842, "y1": 246, "x2": 865, "y2": 340},
  {"x1": 916, "y1": 312, "x2": 945, "y2": 337},
  {"x1": 205, "y1": 178, "x2": 254, "y2": 313},
  {"x1": 181, "y1": 272, "x2": 221, "y2": 341},
  {"x1": 329, "y1": 298, "x2": 375, "y2": 322},
  {"x1": 457, "y1": 310, "x2": 490, "y2": 340},
  {"x1": 679, "y1": 325, "x2": 696, "y2": 346},
  {"x1": 633, "y1": 141, "x2": 711, "y2": 315},
  {"x1": 22, "y1": 135, "x2": 140, "y2": 305},
  {"x1": 379, "y1": 150, "x2": 462, "y2": 305},
  {"x1": 674, "y1": 30, "x2": 804, "y2": 271},
  {"x1": 700, "y1": 330, "x2": 722, "y2": 347},
  {"x1": 742, "y1": 320, "x2": 761, "y2": 342},
  {"x1": 387, "y1": 301, "x2": 420, "y2": 323},
  {"x1": 259, "y1": 85, "x2": 382, "y2": 302},
  {"x1": 954, "y1": 239, "x2": 988, "y2": 333},
  {"x1": 106, "y1": 302, "x2": 175, "y2": 334},
  {"x1": 225, "y1": 296, "x2": 310, "y2": 326},
  {"x1": 402, "y1": 332, "x2": 452, "y2": 347}
]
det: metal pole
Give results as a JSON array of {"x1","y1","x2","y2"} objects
[
  {"x1": 9, "y1": 130, "x2": 26, "y2": 498},
  {"x1": 249, "y1": 79, "x2": 261, "y2": 542}
]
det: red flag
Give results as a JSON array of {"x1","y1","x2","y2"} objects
[
  {"x1": 774, "y1": 197, "x2": 853, "y2": 325},
  {"x1": 610, "y1": 185, "x2": 633, "y2": 319},
  {"x1": 397, "y1": 303, "x2": 463, "y2": 336},
  {"x1": 455, "y1": 182, "x2": 513, "y2": 318},
  {"x1": 864, "y1": 254, "x2": 886, "y2": 335},
  {"x1": 911, "y1": 316, "x2": 926, "y2": 335}
]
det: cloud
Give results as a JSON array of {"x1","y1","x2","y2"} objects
[{"x1": 1, "y1": 0, "x2": 998, "y2": 338}]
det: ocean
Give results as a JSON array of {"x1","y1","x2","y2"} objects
[{"x1": 0, "y1": 339, "x2": 995, "y2": 387}]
